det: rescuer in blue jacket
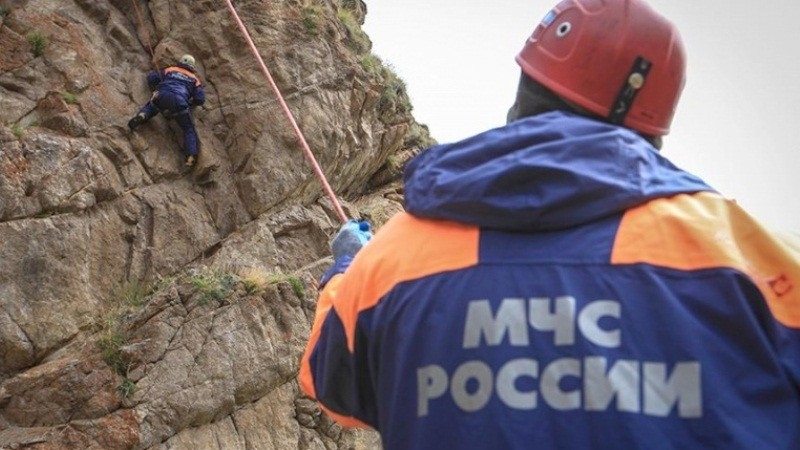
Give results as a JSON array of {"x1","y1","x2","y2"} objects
[
  {"x1": 128, "y1": 54, "x2": 206, "y2": 167},
  {"x1": 301, "y1": 0, "x2": 800, "y2": 448}
]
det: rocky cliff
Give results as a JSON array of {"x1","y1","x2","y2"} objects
[{"x1": 0, "y1": 0, "x2": 434, "y2": 448}]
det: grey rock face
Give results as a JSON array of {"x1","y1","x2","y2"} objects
[{"x1": 0, "y1": 0, "x2": 432, "y2": 447}]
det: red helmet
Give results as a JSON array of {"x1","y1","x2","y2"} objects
[{"x1": 516, "y1": 0, "x2": 686, "y2": 136}]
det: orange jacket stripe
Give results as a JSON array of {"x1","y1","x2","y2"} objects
[
  {"x1": 300, "y1": 213, "x2": 478, "y2": 374},
  {"x1": 299, "y1": 274, "x2": 369, "y2": 428},
  {"x1": 333, "y1": 213, "x2": 480, "y2": 351},
  {"x1": 300, "y1": 213, "x2": 478, "y2": 426},
  {"x1": 299, "y1": 275, "x2": 339, "y2": 399},
  {"x1": 612, "y1": 192, "x2": 800, "y2": 326},
  {"x1": 164, "y1": 66, "x2": 201, "y2": 87}
]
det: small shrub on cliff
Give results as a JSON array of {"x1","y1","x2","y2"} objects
[
  {"x1": 114, "y1": 280, "x2": 151, "y2": 307},
  {"x1": 0, "y1": 7, "x2": 9, "y2": 18},
  {"x1": 60, "y1": 91, "x2": 78, "y2": 104},
  {"x1": 384, "y1": 154, "x2": 400, "y2": 172},
  {"x1": 404, "y1": 122, "x2": 435, "y2": 150},
  {"x1": 337, "y1": 8, "x2": 370, "y2": 54},
  {"x1": 302, "y1": 6, "x2": 322, "y2": 35},
  {"x1": 267, "y1": 273, "x2": 305, "y2": 298},
  {"x1": 234, "y1": 266, "x2": 271, "y2": 295},
  {"x1": 358, "y1": 58, "x2": 413, "y2": 115},
  {"x1": 98, "y1": 279, "x2": 155, "y2": 376},
  {"x1": 26, "y1": 31, "x2": 47, "y2": 57},
  {"x1": 379, "y1": 73, "x2": 412, "y2": 114},
  {"x1": 359, "y1": 54, "x2": 383, "y2": 77},
  {"x1": 153, "y1": 276, "x2": 172, "y2": 291},
  {"x1": 288, "y1": 276, "x2": 305, "y2": 298},
  {"x1": 99, "y1": 329, "x2": 136, "y2": 399},
  {"x1": 378, "y1": 88, "x2": 397, "y2": 110},
  {"x1": 118, "y1": 378, "x2": 136, "y2": 399},
  {"x1": 191, "y1": 271, "x2": 237, "y2": 305},
  {"x1": 98, "y1": 329, "x2": 128, "y2": 375},
  {"x1": 242, "y1": 278, "x2": 260, "y2": 295},
  {"x1": 11, "y1": 125, "x2": 24, "y2": 139},
  {"x1": 341, "y1": 0, "x2": 359, "y2": 11}
]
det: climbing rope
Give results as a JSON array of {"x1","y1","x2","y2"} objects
[
  {"x1": 130, "y1": 0, "x2": 156, "y2": 63},
  {"x1": 223, "y1": 0, "x2": 348, "y2": 223}
]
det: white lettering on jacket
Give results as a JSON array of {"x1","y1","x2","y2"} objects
[{"x1": 417, "y1": 297, "x2": 702, "y2": 418}]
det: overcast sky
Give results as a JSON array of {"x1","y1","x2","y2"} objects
[{"x1": 362, "y1": 1, "x2": 800, "y2": 232}]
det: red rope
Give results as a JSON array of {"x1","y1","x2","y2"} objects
[
  {"x1": 130, "y1": 0, "x2": 156, "y2": 62},
  {"x1": 223, "y1": 0, "x2": 348, "y2": 223}
]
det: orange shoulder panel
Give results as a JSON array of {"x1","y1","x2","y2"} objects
[
  {"x1": 333, "y1": 213, "x2": 479, "y2": 352},
  {"x1": 165, "y1": 66, "x2": 201, "y2": 87},
  {"x1": 299, "y1": 213, "x2": 479, "y2": 424},
  {"x1": 300, "y1": 274, "x2": 342, "y2": 401},
  {"x1": 336, "y1": 212, "x2": 479, "y2": 350},
  {"x1": 298, "y1": 274, "x2": 372, "y2": 429},
  {"x1": 612, "y1": 192, "x2": 800, "y2": 327}
]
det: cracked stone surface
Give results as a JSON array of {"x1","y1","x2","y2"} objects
[{"x1": 0, "y1": 0, "x2": 434, "y2": 448}]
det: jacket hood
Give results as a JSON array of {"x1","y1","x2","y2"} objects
[{"x1": 403, "y1": 111, "x2": 714, "y2": 232}]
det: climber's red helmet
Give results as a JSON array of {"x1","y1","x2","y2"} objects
[{"x1": 516, "y1": 0, "x2": 685, "y2": 136}]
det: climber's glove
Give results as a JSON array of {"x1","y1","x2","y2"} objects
[
  {"x1": 146, "y1": 70, "x2": 161, "y2": 89},
  {"x1": 319, "y1": 220, "x2": 372, "y2": 288}
]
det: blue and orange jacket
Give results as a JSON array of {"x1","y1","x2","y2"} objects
[
  {"x1": 146, "y1": 63, "x2": 205, "y2": 109},
  {"x1": 300, "y1": 112, "x2": 800, "y2": 449}
]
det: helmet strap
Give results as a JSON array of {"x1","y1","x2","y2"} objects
[
  {"x1": 608, "y1": 56, "x2": 652, "y2": 125},
  {"x1": 507, "y1": 73, "x2": 579, "y2": 123}
]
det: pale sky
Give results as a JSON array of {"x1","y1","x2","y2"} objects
[{"x1": 363, "y1": 1, "x2": 800, "y2": 232}]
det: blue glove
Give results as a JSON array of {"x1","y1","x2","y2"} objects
[
  {"x1": 320, "y1": 220, "x2": 372, "y2": 288},
  {"x1": 146, "y1": 70, "x2": 162, "y2": 89},
  {"x1": 331, "y1": 220, "x2": 372, "y2": 260}
]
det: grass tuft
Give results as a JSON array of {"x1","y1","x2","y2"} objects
[
  {"x1": 302, "y1": 6, "x2": 322, "y2": 35},
  {"x1": 118, "y1": 378, "x2": 136, "y2": 399},
  {"x1": 60, "y1": 91, "x2": 78, "y2": 104},
  {"x1": 97, "y1": 328, "x2": 128, "y2": 375},
  {"x1": 191, "y1": 271, "x2": 238, "y2": 305},
  {"x1": 26, "y1": 31, "x2": 47, "y2": 57},
  {"x1": 267, "y1": 273, "x2": 306, "y2": 299},
  {"x1": 234, "y1": 266, "x2": 271, "y2": 295},
  {"x1": 337, "y1": 8, "x2": 370, "y2": 54}
]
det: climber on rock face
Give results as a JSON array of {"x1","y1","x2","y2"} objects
[{"x1": 128, "y1": 54, "x2": 206, "y2": 167}]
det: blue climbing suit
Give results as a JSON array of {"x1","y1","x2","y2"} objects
[{"x1": 136, "y1": 63, "x2": 206, "y2": 157}]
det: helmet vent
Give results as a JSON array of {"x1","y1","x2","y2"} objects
[{"x1": 556, "y1": 22, "x2": 572, "y2": 38}]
